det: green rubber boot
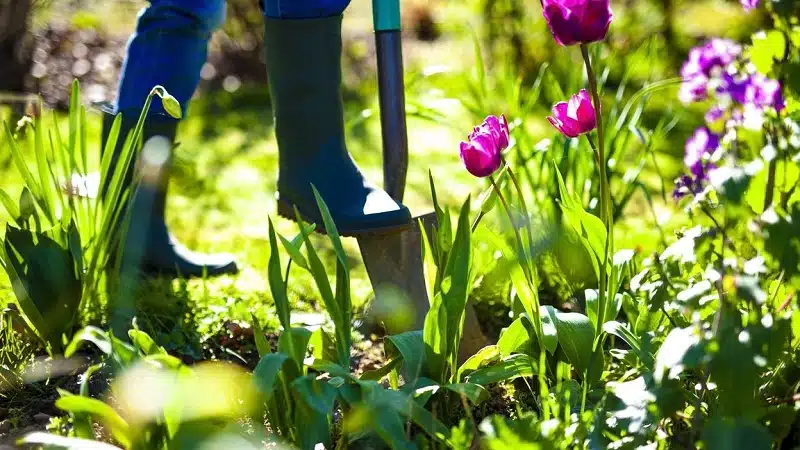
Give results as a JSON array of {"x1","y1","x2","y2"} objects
[
  {"x1": 101, "y1": 107, "x2": 239, "y2": 278},
  {"x1": 264, "y1": 16, "x2": 412, "y2": 236}
]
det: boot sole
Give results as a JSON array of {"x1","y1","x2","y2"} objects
[{"x1": 277, "y1": 197, "x2": 413, "y2": 237}]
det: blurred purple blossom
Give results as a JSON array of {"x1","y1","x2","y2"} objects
[
  {"x1": 719, "y1": 72, "x2": 784, "y2": 111},
  {"x1": 674, "y1": 127, "x2": 721, "y2": 200},
  {"x1": 681, "y1": 39, "x2": 741, "y2": 80},
  {"x1": 684, "y1": 127, "x2": 720, "y2": 178}
]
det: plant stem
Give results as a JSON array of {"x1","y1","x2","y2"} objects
[
  {"x1": 502, "y1": 158, "x2": 536, "y2": 259},
  {"x1": 489, "y1": 174, "x2": 541, "y2": 340},
  {"x1": 764, "y1": 157, "x2": 777, "y2": 211},
  {"x1": 581, "y1": 44, "x2": 614, "y2": 331},
  {"x1": 489, "y1": 174, "x2": 531, "y2": 281}
]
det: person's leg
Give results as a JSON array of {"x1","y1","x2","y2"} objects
[
  {"x1": 116, "y1": 0, "x2": 224, "y2": 117},
  {"x1": 262, "y1": 0, "x2": 350, "y2": 19},
  {"x1": 262, "y1": 0, "x2": 412, "y2": 235},
  {"x1": 104, "y1": 0, "x2": 237, "y2": 277}
]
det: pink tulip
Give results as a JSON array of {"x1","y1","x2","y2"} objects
[
  {"x1": 542, "y1": 0, "x2": 613, "y2": 46},
  {"x1": 547, "y1": 90, "x2": 597, "y2": 138},
  {"x1": 460, "y1": 115, "x2": 509, "y2": 178}
]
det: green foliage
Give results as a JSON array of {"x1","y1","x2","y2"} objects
[
  {"x1": 423, "y1": 182, "x2": 474, "y2": 384},
  {"x1": 0, "y1": 81, "x2": 158, "y2": 354}
]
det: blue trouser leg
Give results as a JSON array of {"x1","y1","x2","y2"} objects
[
  {"x1": 263, "y1": 0, "x2": 351, "y2": 18},
  {"x1": 116, "y1": 0, "x2": 352, "y2": 115},
  {"x1": 115, "y1": 0, "x2": 226, "y2": 116}
]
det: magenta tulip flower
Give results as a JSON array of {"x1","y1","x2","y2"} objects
[
  {"x1": 548, "y1": 89, "x2": 597, "y2": 138},
  {"x1": 542, "y1": 0, "x2": 613, "y2": 46},
  {"x1": 460, "y1": 115, "x2": 509, "y2": 178},
  {"x1": 741, "y1": 0, "x2": 759, "y2": 10}
]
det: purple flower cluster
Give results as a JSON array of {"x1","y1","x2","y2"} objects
[{"x1": 674, "y1": 36, "x2": 785, "y2": 201}]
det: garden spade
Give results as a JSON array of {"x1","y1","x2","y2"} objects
[{"x1": 358, "y1": 0, "x2": 489, "y2": 358}]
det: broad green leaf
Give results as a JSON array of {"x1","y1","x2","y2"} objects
[
  {"x1": 609, "y1": 376, "x2": 656, "y2": 435},
  {"x1": 64, "y1": 327, "x2": 137, "y2": 370},
  {"x1": 457, "y1": 345, "x2": 500, "y2": 381},
  {"x1": 278, "y1": 327, "x2": 312, "y2": 372},
  {"x1": 73, "y1": 364, "x2": 102, "y2": 440},
  {"x1": 19, "y1": 187, "x2": 35, "y2": 222},
  {"x1": 306, "y1": 357, "x2": 353, "y2": 380},
  {"x1": 55, "y1": 395, "x2": 131, "y2": 448},
  {"x1": 279, "y1": 226, "x2": 312, "y2": 271},
  {"x1": 443, "y1": 383, "x2": 489, "y2": 405},
  {"x1": 702, "y1": 416, "x2": 772, "y2": 450},
  {"x1": 366, "y1": 408, "x2": 417, "y2": 450},
  {"x1": 480, "y1": 415, "x2": 542, "y2": 449},
  {"x1": 424, "y1": 196, "x2": 473, "y2": 384},
  {"x1": 386, "y1": 330, "x2": 426, "y2": 387},
  {"x1": 554, "y1": 312, "x2": 595, "y2": 376},
  {"x1": 654, "y1": 327, "x2": 703, "y2": 384},
  {"x1": 4, "y1": 225, "x2": 82, "y2": 352},
  {"x1": 585, "y1": 289, "x2": 599, "y2": 330},
  {"x1": 253, "y1": 352, "x2": 291, "y2": 400},
  {"x1": 602, "y1": 321, "x2": 653, "y2": 369},
  {"x1": 749, "y1": 30, "x2": 786, "y2": 76},
  {"x1": 267, "y1": 219, "x2": 291, "y2": 331},
  {"x1": 360, "y1": 356, "x2": 402, "y2": 381},
  {"x1": 292, "y1": 374, "x2": 338, "y2": 415},
  {"x1": 509, "y1": 264, "x2": 540, "y2": 332},
  {"x1": 587, "y1": 290, "x2": 624, "y2": 331},
  {"x1": 422, "y1": 291, "x2": 447, "y2": 383},
  {"x1": 0, "y1": 189, "x2": 20, "y2": 224},
  {"x1": 250, "y1": 313, "x2": 271, "y2": 357},
  {"x1": 553, "y1": 164, "x2": 607, "y2": 282},
  {"x1": 497, "y1": 318, "x2": 533, "y2": 357},
  {"x1": 308, "y1": 327, "x2": 338, "y2": 362},
  {"x1": 333, "y1": 256, "x2": 352, "y2": 368},
  {"x1": 128, "y1": 329, "x2": 166, "y2": 356},
  {"x1": 539, "y1": 306, "x2": 559, "y2": 355},
  {"x1": 18, "y1": 432, "x2": 122, "y2": 450},
  {"x1": 634, "y1": 302, "x2": 664, "y2": 335},
  {"x1": 465, "y1": 354, "x2": 537, "y2": 385},
  {"x1": 142, "y1": 353, "x2": 184, "y2": 370},
  {"x1": 293, "y1": 390, "x2": 334, "y2": 450},
  {"x1": 4, "y1": 122, "x2": 43, "y2": 201},
  {"x1": 410, "y1": 377, "x2": 440, "y2": 407},
  {"x1": 379, "y1": 386, "x2": 452, "y2": 445}
]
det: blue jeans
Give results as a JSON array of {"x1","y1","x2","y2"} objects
[{"x1": 115, "y1": 0, "x2": 351, "y2": 117}]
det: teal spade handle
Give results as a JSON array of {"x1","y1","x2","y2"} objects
[
  {"x1": 373, "y1": 0, "x2": 408, "y2": 202},
  {"x1": 373, "y1": 0, "x2": 401, "y2": 31}
]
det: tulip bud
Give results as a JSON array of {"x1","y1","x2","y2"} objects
[
  {"x1": 460, "y1": 115, "x2": 509, "y2": 178},
  {"x1": 161, "y1": 94, "x2": 182, "y2": 119},
  {"x1": 547, "y1": 90, "x2": 597, "y2": 138}
]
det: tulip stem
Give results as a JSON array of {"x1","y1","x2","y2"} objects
[
  {"x1": 581, "y1": 43, "x2": 614, "y2": 335},
  {"x1": 502, "y1": 158, "x2": 536, "y2": 265},
  {"x1": 489, "y1": 175, "x2": 531, "y2": 281},
  {"x1": 489, "y1": 174, "x2": 541, "y2": 342}
]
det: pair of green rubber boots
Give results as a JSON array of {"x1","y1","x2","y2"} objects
[{"x1": 103, "y1": 17, "x2": 412, "y2": 278}]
